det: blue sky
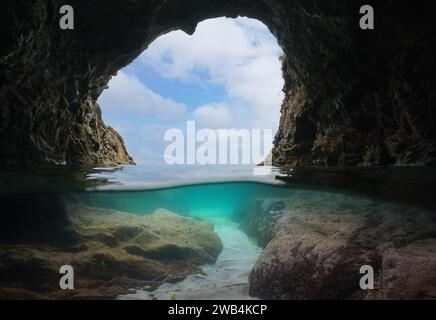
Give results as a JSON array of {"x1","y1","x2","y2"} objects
[{"x1": 98, "y1": 17, "x2": 284, "y2": 165}]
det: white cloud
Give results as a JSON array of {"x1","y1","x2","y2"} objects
[
  {"x1": 141, "y1": 17, "x2": 284, "y2": 130},
  {"x1": 193, "y1": 103, "x2": 234, "y2": 128},
  {"x1": 98, "y1": 71, "x2": 186, "y2": 119},
  {"x1": 99, "y1": 17, "x2": 284, "y2": 164}
]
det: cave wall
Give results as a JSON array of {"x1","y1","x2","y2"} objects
[
  {"x1": 273, "y1": 1, "x2": 436, "y2": 166},
  {"x1": 1, "y1": 0, "x2": 435, "y2": 166}
]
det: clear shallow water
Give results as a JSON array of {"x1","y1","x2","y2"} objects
[
  {"x1": 1, "y1": 165, "x2": 436, "y2": 299},
  {"x1": 68, "y1": 169, "x2": 325, "y2": 300},
  {"x1": 119, "y1": 221, "x2": 262, "y2": 300},
  {"x1": 75, "y1": 182, "x2": 296, "y2": 219}
]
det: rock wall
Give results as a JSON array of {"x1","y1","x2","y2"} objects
[
  {"x1": 1, "y1": 0, "x2": 436, "y2": 165},
  {"x1": 239, "y1": 193, "x2": 436, "y2": 299},
  {"x1": 273, "y1": 1, "x2": 436, "y2": 166},
  {"x1": 1, "y1": 0, "x2": 134, "y2": 165}
]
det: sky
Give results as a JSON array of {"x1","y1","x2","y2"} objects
[{"x1": 98, "y1": 17, "x2": 284, "y2": 165}]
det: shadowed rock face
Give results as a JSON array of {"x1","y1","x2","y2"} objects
[
  {"x1": 239, "y1": 193, "x2": 436, "y2": 300},
  {"x1": 1, "y1": 0, "x2": 436, "y2": 165}
]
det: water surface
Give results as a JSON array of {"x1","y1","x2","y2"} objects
[{"x1": 1, "y1": 165, "x2": 436, "y2": 300}]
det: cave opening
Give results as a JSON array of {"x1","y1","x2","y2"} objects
[
  {"x1": 97, "y1": 17, "x2": 285, "y2": 166},
  {"x1": 2, "y1": 2, "x2": 434, "y2": 167},
  {"x1": 3, "y1": 1, "x2": 436, "y2": 301}
]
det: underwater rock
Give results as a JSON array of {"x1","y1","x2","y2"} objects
[
  {"x1": 1, "y1": 1, "x2": 436, "y2": 165},
  {"x1": 240, "y1": 193, "x2": 436, "y2": 299},
  {"x1": 371, "y1": 239, "x2": 436, "y2": 299},
  {"x1": 0, "y1": 206, "x2": 222, "y2": 299},
  {"x1": 120, "y1": 224, "x2": 262, "y2": 300},
  {"x1": 237, "y1": 200, "x2": 285, "y2": 248}
]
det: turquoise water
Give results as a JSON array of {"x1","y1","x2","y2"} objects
[
  {"x1": 72, "y1": 172, "x2": 294, "y2": 300},
  {"x1": 1, "y1": 165, "x2": 436, "y2": 299},
  {"x1": 74, "y1": 180, "x2": 296, "y2": 300},
  {"x1": 75, "y1": 182, "x2": 296, "y2": 220}
]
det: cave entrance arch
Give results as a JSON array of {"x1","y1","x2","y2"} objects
[
  {"x1": 97, "y1": 16, "x2": 285, "y2": 165},
  {"x1": 76, "y1": 0, "x2": 329, "y2": 167},
  {"x1": 3, "y1": 2, "x2": 433, "y2": 166}
]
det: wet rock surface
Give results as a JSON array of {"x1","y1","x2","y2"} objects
[
  {"x1": 238, "y1": 192, "x2": 436, "y2": 299},
  {"x1": 0, "y1": 205, "x2": 222, "y2": 300},
  {"x1": 1, "y1": 1, "x2": 436, "y2": 165}
]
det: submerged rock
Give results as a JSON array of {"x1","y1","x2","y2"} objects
[
  {"x1": 0, "y1": 206, "x2": 222, "y2": 299},
  {"x1": 120, "y1": 223, "x2": 262, "y2": 300},
  {"x1": 239, "y1": 192, "x2": 436, "y2": 299}
]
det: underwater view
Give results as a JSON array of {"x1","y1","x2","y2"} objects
[
  {"x1": 1, "y1": 165, "x2": 436, "y2": 300},
  {"x1": 3, "y1": 1, "x2": 436, "y2": 311}
]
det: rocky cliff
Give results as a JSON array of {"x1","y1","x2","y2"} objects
[{"x1": 1, "y1": 0, "x2": 436, "y2": 165}]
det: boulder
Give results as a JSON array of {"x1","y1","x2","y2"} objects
[
  {"x1": 240, "y1": 192, "x2": 436, "y2": 299},
  {"x1": 0, "y1": 206, "x2": 223, "y2": 299}
]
